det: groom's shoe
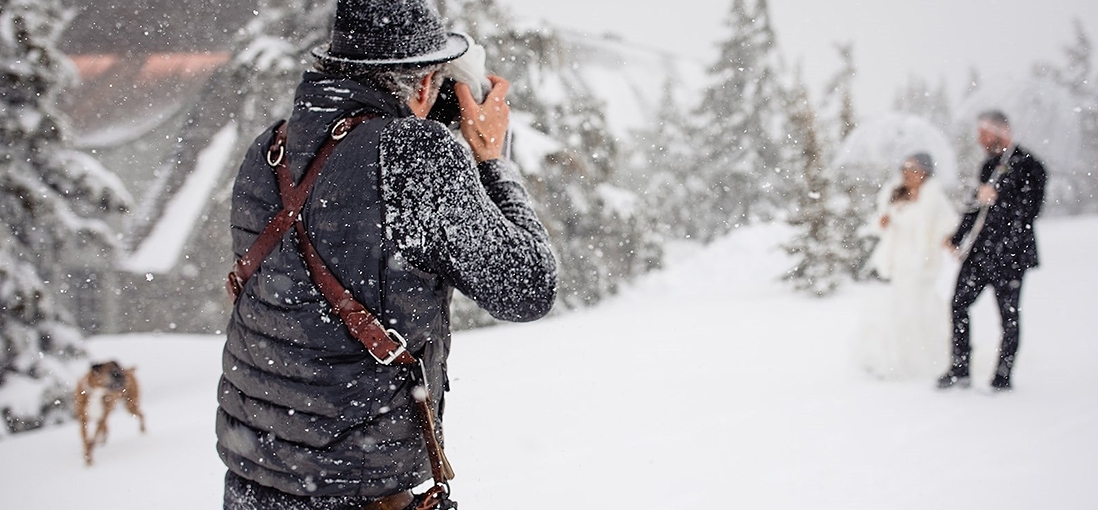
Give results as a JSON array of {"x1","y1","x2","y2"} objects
[
  {"x1": 990, "y1": 356, "x2": 1014, "y2": 391},
  {"x1": 989, "y1": 375, "x2": 1012, "y2": 392},
  {"x1": 936, "y1": 371, "x2": 971, "y2": 389},
  {"x1": 938, "y1": 352, "x2": 971, "y2": 390}
]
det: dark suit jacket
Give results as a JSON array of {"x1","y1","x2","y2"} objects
[{"x1": 951, "y1": 145, "x2": 1047, "y2": 273}]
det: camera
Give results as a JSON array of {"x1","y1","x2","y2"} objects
[{"x1": 428, "y1": 33, "x2": 492, "y2": 127}]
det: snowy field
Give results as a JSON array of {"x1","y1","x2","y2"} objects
[{"x1": 2, "y1": 215, "x2": 1096, "y2": 509}]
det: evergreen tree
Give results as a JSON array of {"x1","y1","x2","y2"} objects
[
  {"x1": 633, "y1": 77, "x2": 703, "y2": 240},
  {"x1": 444, "y1": 0, "x2": 661, "y2": 313},
  {"x1": 693, "y1": 0, "x2": 790, "y2": 240},
  {"x1": 0, "y1": 0, "x2": 129, "y2": 434},
  {"x1": 782, "y1": 79, "x2": 854, "y2": 296},
  {"x1": 948, "y1": 66, "x2": 985, "y2": 203},
  {"x1": 816, "y1": 43, "x2": 873, "y2": 276},
  {"x1": 892, "y1": 75, "x2": 952, "y2": 131},
  {"x1": 229, "y1": 0, "x2": 333, "y2": 131},
  {"x1": 1035, "y1": 19, "x2": 1098, "y2": 212},
  {"x1": 820, "y1": 42, "x2": 857, "y2": 144},
  {"x1": 131, "y1": 0, "x2": 331, "y2": 241}
]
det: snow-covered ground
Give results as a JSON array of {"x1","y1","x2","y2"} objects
[{"x1": 2, "y1": 215, "x2": 1096, "y2": 509}]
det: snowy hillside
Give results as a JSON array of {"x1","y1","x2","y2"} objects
[{"x1": 2, "y1": 216, "x2": 1096, "y2": 509}]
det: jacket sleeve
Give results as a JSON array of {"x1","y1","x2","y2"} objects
[
  {"x1": 1019, "y1": 157, "x2": 1047, "y2": 226},
  {"x1": 381, "y1": 119, "x2": 557, "y2": 322},
  {"x1": 950, "y1": 198, "x2": 979, "y2": 247}
]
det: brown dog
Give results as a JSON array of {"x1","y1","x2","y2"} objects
[{"x1": 74, "y1": 361, "x2": 146, "y2": 466}]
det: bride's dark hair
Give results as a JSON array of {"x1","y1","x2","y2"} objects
[{"x1": 890, "y1": 185, "x2": 911, "y2": 203}]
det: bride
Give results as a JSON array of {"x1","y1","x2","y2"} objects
[{"x1": 856, "y1": 153, "x2": 959, "y2": 380}]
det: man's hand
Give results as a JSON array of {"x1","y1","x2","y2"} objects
[
  {"x1": 879, "y1": 214, "x2": 890, "y2": 229},
  {"x1": 456, "y1": 75, "x2": 510, "y2": 163},
  {"x1": 976, "y1": 183, "x2": 998, "y2": 206}
]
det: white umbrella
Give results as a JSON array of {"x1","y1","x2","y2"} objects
[{"x1": 833, "y1": 112, "x2": 959, "y2": 186}]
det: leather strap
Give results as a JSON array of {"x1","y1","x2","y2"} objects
[
  {"x1": 232, "y1": 114, "x2": 411, "y2": 367},
  {"x1": 292, "y1": 210, "x2": 417, "y2": 366},
  {"x1": 227, "y1": 113, "x2": 454, "y2": 490},
  {"x1": 225, "y1": 121, "x2": 289, "y2": 300},
  {"x1": 282, "y1": 125, "x2": 454, "y2": 483},
  {"x1": 226, "y1": 116, "x2": 373, "y2": 302}
]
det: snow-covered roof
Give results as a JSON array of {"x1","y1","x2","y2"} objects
[{"x1": 118, "y1": 123, "x2": 237, "y2": 275}]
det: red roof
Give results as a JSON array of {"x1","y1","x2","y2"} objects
[{"x1": 64, "y1": 52, "x2": 232, "y2": 142}]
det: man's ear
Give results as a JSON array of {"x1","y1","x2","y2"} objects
[
  {"x1": 418, "y1": 72, "x2": 434, "y2": 101},
  {"x1": 409, "y1": 71, "x2": 436, "y2": 118}
]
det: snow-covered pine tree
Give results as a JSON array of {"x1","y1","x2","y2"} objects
[
  {"x1": 820, "y1": 42, "x2": 857, "y2": 145},
  {"x1": 814, "y1": 43, "x2": 873, "y2": 277},
  {"x1": 0, "y1": 0, "x2": 129, "y2": 435},
  {"x1": 692, "y1": 0, "x2": 790, "y2": 240},
  {"x1": 444, "y1": 0, "x2": 662, "y2": 312},
  {"x1": 228, "y1": 0, "x2": 332, "y2": 131},
  {"x1": 945, "y1": 67, "x2": 985, "y2": 207},
  {"x1": 130, "y1": 0, "x2": 333, "y2": 241},
  {"x1": 633, "y1": 76, "x2": 705, "y2": 241},
  {"x1": 1035, "y1": 19, "x2": 1098, "y2": 212},
  {"x1": 782, "y1": 78, "x2": 853, "y2": 296},
  {"x1": 892, "y1": 75, "x2": 952, "y2": 132}
]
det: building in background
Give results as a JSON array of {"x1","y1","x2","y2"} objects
[{"x1": 59, "y1": 1, "x2": 257, "y2": 334}]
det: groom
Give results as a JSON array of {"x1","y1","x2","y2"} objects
[{"x1": 938, "y1": 110, "x2": 1046, "y2": 391}]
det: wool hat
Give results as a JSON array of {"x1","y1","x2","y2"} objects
[
  {"x1": 903, "y1": 152, "x2": 935, "y2": 176},
  {"x1": 312, "y1": 0, "x2": 469, "y2": 67}
]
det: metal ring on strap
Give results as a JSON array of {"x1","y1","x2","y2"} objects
[
  {"x1": 331, "y1": 118, "x2": 351, "y2": 140},
  {"x1": 266, "y1": 144, "x2": 284, "y2": 167}
]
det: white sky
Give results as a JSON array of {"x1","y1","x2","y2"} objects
[{"x1": 494, "y1": 0, "x2": 1098, "y2": 117}]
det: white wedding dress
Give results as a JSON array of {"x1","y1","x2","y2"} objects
[{"x1": 855, "y1": 177, "x2": 959, "y2": 380}]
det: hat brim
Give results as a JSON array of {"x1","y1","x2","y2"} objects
[{"x1": 312, "y1": 32, "x2": 470, "y2": 67}]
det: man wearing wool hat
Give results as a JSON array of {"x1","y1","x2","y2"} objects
[{"x1": 216, "y1": 1, "x2": 558, "y2": 508}]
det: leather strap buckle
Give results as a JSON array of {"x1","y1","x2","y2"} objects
[{"x1": 367, "y1": 327, "x2": 408, "y2": 365}]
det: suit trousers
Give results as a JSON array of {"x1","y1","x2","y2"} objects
[{"x1": 950, "y1": 254, "x2": 1026, "y2": 376}]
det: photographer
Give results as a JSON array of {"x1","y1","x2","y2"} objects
[{"x1": 216, "y1": 1, "x2": 557, "y2": 508}]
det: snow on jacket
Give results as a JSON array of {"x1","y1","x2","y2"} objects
[
  {"x1": 216, "y1": 71, "x2": 557, "y2": 498},
  {"x1": 950, "y1": 145, "x2": 1046, "y2": 272}
]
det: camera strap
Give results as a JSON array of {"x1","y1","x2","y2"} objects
[{"x1": 225, "y1": 115, "x2": 374, "y2": 302}]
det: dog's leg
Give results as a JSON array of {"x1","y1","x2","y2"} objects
[
  {"x1": 75, "y1": 381, "x2": 94, "y2": 466},
  {"x1": 123, "y1": 395, "x2": 146, "y2": 433},
  {"x1": 78, "y1": 406, "x2": 94, "y2": 465},
  {"x1": 94, "y1": 394, "x2": 115, "y2": 446},
  {"x1": 81, "y1": 418, "x2": 94, "y2": 465},
  {"x1": 122, "y1": 368, "x2": 146, "y2": 432}
]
